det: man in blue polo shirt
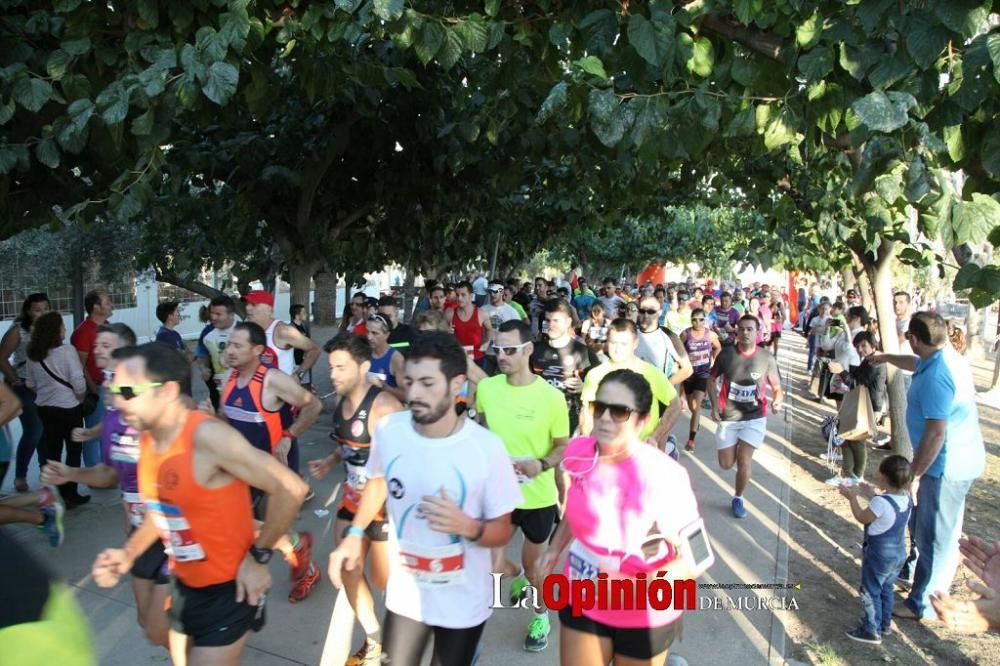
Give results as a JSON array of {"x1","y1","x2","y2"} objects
[{"x1": 873, "y1": 311, "x2": 985, "y2": 621}]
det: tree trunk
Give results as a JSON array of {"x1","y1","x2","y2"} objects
[
  {"x1": 288, "y1": 260, "x2": 318, "y2": 311},
  {"x1": 852, "y1": 251, "x2": 875, "y2": 312},
  {"x1": 313, "y1": 269, "x2": 339, "y2": 326},
  {"x1": 401, "y1": 268, "x2": 417, "y2": 323},
  {"x1": 840, "y1": 266, "x2": 854, "y2": 296},
  {"x1": 869, "y1": 241, "x2": 912, "y2": 461}
]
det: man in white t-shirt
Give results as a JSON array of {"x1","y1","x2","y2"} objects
[
  {"x1": 472, "y1": 274, "x2": 489, "y2": 307},
  {"x1": 195, "y1": 295, "x2": 241, "y2": 407},
  {"x1": 329, "y1": 332, "x2": 521, "y2": 664}
]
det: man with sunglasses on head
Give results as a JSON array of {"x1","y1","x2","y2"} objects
[
  {"x1": 580, "y1": 319, "x2": 681, "y2": 457},
  {"x1": 214, "y1": 322, "x2": 323, "y2": 603},
  {"x1": 480, "y1": 283, "x2": 523, "y2": 376},
  {"x1": 531, "y1": 299, "x2": 599, "y2": 435},
  {"x1": 708, "y1": 314, "x2": 784, "y2": 519},
  {"x1": 477, "y1": 319, "x2": 569, "y2": 653},
  {"x1": 91, "y1": 343, "x2": 308, "y2": 665},
  {"x1": 328, "y1": 332, "x2": 521, "y2": 665}
]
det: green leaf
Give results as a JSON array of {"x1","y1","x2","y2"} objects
[
  {"x1": 934, "y1": 1, "x2": 991, "y2": 40},
  {"x1": 485, "y1": 0, "x2": 501, "y2": 18},
  {"x1": 0, "y1": 98, "x2": 14, "y2": 125},
  {"x1": 682, "y1": 35, "x2": 714, "y2": 77},
  {"x1": 628, "y1": 14, "x2": 674, "y2": 67},
  {"x1": 57, "y1": 98, "x2": 93, "y2": 152},
  {"x1": 868, "y1": 53, "x2": 912, "y2": 90},
  {"x1": 943, "y1": 125, "x2": 964, "y2": 162},
  {"x1": 969, "y1": 287, "x2": 999, "y2": 309},
  {"x1": 852, "y1": 91, "x2": 908, "y2": 133},
  {"x1": 46, "y1": 50, "x2": 72, "y2": 81},
  {"x1": 61, "y1": 38, "x2": 91, "y2": 56},
  {"x1": 589, "y1": 88, "x2": 634, "y2": 147},
  {"x1": 0, "y1": 147, "x2": 17, "y2": 174},
  {"x1": 839, "y1": 42, "x2": 877, "y2": 80},
  {"x1": 195, "y1": 26, "x2": 227, "y2": 63},
  {"x1": 34, "y1": 138, "x2": 60, "y2": 168},
  {"x1": 905, "y1": 156, "x2": 932, "y2": 204},
  {"x1": 988, "y1": 34, "x2": 1000, "y2": 84},
  {"x1": 953, "y1": 262, "x2": 980, "y2": 290},
  {"x1": 733, "y1": 0, "x2": 764, "y2": 25},
  {"x1": 762, "y1": 110, "x2": 803, "y2": 151},
  {"x1": 13, "y1": 77, "x2": 53, "y2": 113},
  {"x1": 53, "y1": 0, "x2": 82, "y2": 12},
  {"x1": 725, "y1": 106, "x2": 756, "y2": 137},
  {"x1": 797, "y1": 47, "x2": 833, "y2": 80},
  {"x1": 536, "y1": 81, "x2": 568, "y2": 124},
  {"x1": 138, "y1": 0, "x2": 159, "y2": 29},
  {"x1": 96, "y1": 81, "x2": 129, "y2": 124},
  {"x1": 989, "y1": 225, "x2": 1000, "y2": 247},
  {"x1": 732, "y1": 55, "x2": 760, "y2": 87},
  {"x1": 202, "y1": 61, "x2": 239, "y2": 105},
  {"x1": 454, "y1": 15, "x2": 489, "y2": 53},
  {"x1": 220, "y1": 8, "x2": 251, "y2": 50},
  {"x1": 576, "y1": 56, "x2": 608, "y2": 79},
  {"x1": 906, "y1": 15, "x2": 950, "y2": 69},
  {"x1": 131, "y1": 108, "x2": 155, "y2": 136},
  {"x1": 373, "y1": 0, "x2": 404, "y2": 21},
  {"x1": 951, "y1": 194, "x2": 1000, "y2": 245},
  {"x1": 982, "y1": 124, "x2": 1000, "y2": 178},
  {"x1": 795, "y1": 11, "x2": 822, "y2": 49},
  {"x1": 875, "y1": 171, "x2": 903, "y2": 205},
  {"x1": 436, "y1": 29, "x2": 463, "y2": 70},
  {"x1": 579, "y1": 9, "x2": 618, "y2": 55},
  {"x1": 415, "y1": 22, "x2": 446, "y2": 65}
]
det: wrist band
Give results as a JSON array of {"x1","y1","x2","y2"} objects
[
  {"x1": 342, "y1": 525, "x2": 365, "y2": 540},
  {"x1": 469, "y1": 519, "x2": 486, "y2": 542}
]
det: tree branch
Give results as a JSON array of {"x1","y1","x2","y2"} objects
[
  {"x1": 700, "y1": 13, "x2": 786, "y2": 62},
  {"x1": 155, "y1": 270, "x2": 228, "y2": 300}
]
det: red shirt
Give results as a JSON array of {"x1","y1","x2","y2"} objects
[{"x1": 70, "y1": 317, "x2": 102, "y2": 383}]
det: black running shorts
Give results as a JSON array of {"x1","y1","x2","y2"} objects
[
  {"x1": 511, "y1": 505, "x2": 558, "y2": 545},
  {"x1": 559, "y1": 607, "x2": 682, "y2": 660},
  {"x1": 168, "y1": 578, "x2": 265, "y2": 647}
]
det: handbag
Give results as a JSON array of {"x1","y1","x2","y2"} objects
[
  {"x1": 838, "y1": 385, "x2": 877, "y2": 441},
  {"x1": 40, "y1": 360, "x2": 99, "y2": 417}
]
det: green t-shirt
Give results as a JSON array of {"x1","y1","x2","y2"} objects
[
  {"x1": 509, "y1": 300, "x2": 527, "y2": 320},
  {"x1": 476, "y1": 375, "x2": 569, "y2": 509},
  {"x1": 581, "y1": 357, "x2": 677, "y2": 440}
]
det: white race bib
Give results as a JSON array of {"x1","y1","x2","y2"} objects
[
  {"x1": 122, "y1": 491, "x2": 145, "y2": 528},
  {"x1": 147, "y1": 501, "x2": 206, "y2": 562},
  {"x1": 728, "y1": 381, "x2": 758, "y2": 403},
  {"x1": 398, "y1": 539, "x2": 466, "y2": 587},
  {"x1": 568, "y1": 539, "x2": 620, "y2": 581}
]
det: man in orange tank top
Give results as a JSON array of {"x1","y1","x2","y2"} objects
[{"x1": 91, "y1": 343, "x2": 308, "y2": 665}]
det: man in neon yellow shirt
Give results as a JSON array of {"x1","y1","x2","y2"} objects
[
  {"x1": 477, "y1": 319, "x2": 569, "y2": 654},
  {"x1": 580, "y1": 318, "x2": 681, "y2": 455}
]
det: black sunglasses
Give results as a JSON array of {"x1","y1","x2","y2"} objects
[
  {"x1": 591, "y1": 400, "x2": 637, "y2": 423},
  {"x1": 638, "y1": 308, "x2": 659, "y2": 316}
]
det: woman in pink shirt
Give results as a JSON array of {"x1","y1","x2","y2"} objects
[{"x1": 538, "y1": 369, "x2": 703, "y2": 665}]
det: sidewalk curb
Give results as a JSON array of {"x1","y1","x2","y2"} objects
[{"x1": 768, "y1": 350, "x2": 794, "y2": 666}]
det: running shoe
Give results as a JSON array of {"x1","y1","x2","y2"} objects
[
  {"x1": 288, "y1": 531, "x2": 314, "y2": 580},
  {"x1": 845, "y1": 626, "x2": 881, "y2": 644},
  {"x1": 523, "y1": 614, "x2": 550, "y2": 652},
  {"x1": 346, "y1": 639, "x2": 383, "y2": 665},
  {"x1": 684, "y1": 439, "x2": 695, "y2": 452},
  {"x1": 881, "y1": 621, "x2": 894, "y2": 635},
  {"x1": 509, "y1": 574, "x2": 529, "y2": 605},
  {"x1": 824, "y1": 476, "x2": 844, "y2": 487},
  {"x1": 39, "y1": 501, "x2": 65, "y2": 547},
  {"x1": 14, "y1": 477, "x2": 29, "y2": 493},
  {"x1": 288, "y1": 563, "x2": 320, "y2": 603},
  {"x1": 731, "y1": 497, "x2": 747, "y2": 519}
]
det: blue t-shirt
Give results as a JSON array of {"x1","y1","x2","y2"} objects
[
  {"x1": 155, "y1": 326, "x2": 184, "y2": 352},
  {"x1": 906, "y1": 346, "x2": 985, "y2": 480},
  {"x1": 572, "y1": 293, "x2": 597, "y2": 319}
]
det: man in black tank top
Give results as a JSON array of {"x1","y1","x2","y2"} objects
[{"x1": 309, "y1": 334, "x2": 403, "y2": 666}]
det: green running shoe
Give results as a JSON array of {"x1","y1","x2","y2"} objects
[
  {"x1": 509, "y1": 574, "x2": 529, "y2": 605},
  {"x1": 523, "y1": 614, "x2": 550, "y2": 652}
]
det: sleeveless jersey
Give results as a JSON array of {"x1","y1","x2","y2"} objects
[
  {"x1": 683, "y1": 328, "x2": 714, "y2": 378},
  {"x1": 263, "y1": 319, "x2": 296, "y2": 375},
  {"x1": 138, "y1": 411, "x2": 254, "y2": 588},
  {"x1": 332, "y1": 386, "x2": 385, "y2": 520},
  {"x1": 368, "y1": 348, "x2": 398, "y2": 388},
  {"x1": 221, "y1": 365, "x2": 292, "y2": 455},
  {"x1": 451, "y1": 306, "x2": 485, "y2": 360}
]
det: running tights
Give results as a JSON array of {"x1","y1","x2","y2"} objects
[{"x1": 381, "y1": 611, "x2": 485, "y2": 666}]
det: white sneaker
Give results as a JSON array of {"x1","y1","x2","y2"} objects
[
  {"x1": 820, "y1": 452, "x2": 842, "y2": 462},
  {"x1": 824, "y1": 476, "x2": 844, "y2": 486}
]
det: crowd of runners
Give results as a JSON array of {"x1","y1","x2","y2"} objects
[{"x1": 0, "y1": 271, "x2": 992, "y2": 665}]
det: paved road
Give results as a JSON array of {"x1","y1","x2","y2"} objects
[{"x1": 2, "y1": 327, "x2": 802, "y2": 665}]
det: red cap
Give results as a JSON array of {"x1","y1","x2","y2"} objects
[{"x1": 243, "y1": 290, "x2": 274, "y2": 307}]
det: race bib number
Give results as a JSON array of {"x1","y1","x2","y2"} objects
[
  {"x1": 689, "y1": 349, "x2": 711, "y2": 367},
  {"x1": 398, "y1": 540, "x2": 466, "y2": 586},
  {"x1": 345, "y1": 462, "x2": 367, "y2": 492},
  {"x1": 147, "y1": 501, "x2": 206, "y2": 562},
  {"x1": 122, "y1": 491, "x2": 145, "y2": 527},
  {"x1": 568, "y1": 540, "x2": 620, "y2": 581},
  {"x1": 462, "y1": 345, "x2": 475, "y2": 359},
  {"x1": 728, "y1": 381, "x2": 758, "y2": 403}
]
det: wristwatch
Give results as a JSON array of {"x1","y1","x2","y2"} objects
[
  {"x1": 249, "y1": 545, "x2": 273, "y2": 565},
  {"x1": 538, "y1": 458, "x2": 551, "y2": 473}
]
